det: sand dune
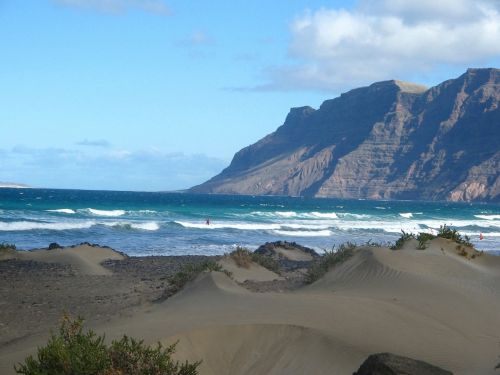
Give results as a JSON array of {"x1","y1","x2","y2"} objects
[
  {"x1": 217, "y1": 257, "x2": 282, "y2": 283},
  {"x1": 15, "y1": 244, "x2": 125, "y2": 275},
  {"x1": 1, "y1": 239, "x2": 499, "y2": 374}
]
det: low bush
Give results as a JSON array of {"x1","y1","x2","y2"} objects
[
  {"x1": 390, "y1": 231, "x2": 415, "y2": 250},
  {"x1": 0, "y1": 242, "x2": 16, "y2": 251},
  {"x1": 436, "y1": 225, "x2": 473, "y2": 247},
  {"x1": 229, "y1": 247, "x2": 253, "y2": 268},
  {"x1": 167, "y1": 260, "x2": 229, "y2": 295},
  {"x1": 15, "y1": 315, "x2": 200, "y2": 375},
  {"x1": 229, "y1": 247, "x2": 280, "y2": 274},
  {"x1": 250, "y1": 252, "x2": 280, "y2": 274},
  {"x1": 306, "y1": 242, "x2": 356, "y2": 284},
  {"x1": 416, "y1": 232, "x2": 436, "y2": 250}
]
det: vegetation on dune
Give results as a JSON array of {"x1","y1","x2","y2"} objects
[
  {"x1": 391, "y1": 225, "x2": 475, "y2": 250},
  {"x1": 0, "y1": 242, "x2": 17, "y2": 259},
  {"x1": 229, "y1": 246, "x2": 280, "y2": 274},
  {"x1": 390, "y1": 231, "x2": 415, "y2": 250},
  {"x1": 416, "y1": 232, "x2": 436, "y2": 250},
  {"x1": 0, "y1": 242, "x2": 16, "y2": 251},
  {"x1": 305, "y1": 242, "x2": 356, "y2": 284},
  {"x1": 436, "y1": 224, "x2": 473, "y2": 247},
  {"x1": 15, "y1": 315, "x2": 200, "y2": 375},
  {"x1": 229, "y1": 247, "x2": 253, "y2": 268},
  {"x1": 165, "y1": 260, "x2": 231, "y2": 297}
]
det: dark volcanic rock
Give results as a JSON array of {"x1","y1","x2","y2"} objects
[
  {"x1": 48, "y1": 242, "x2": 62, "y2": 250},
  {"x1": 191, "y1": 68, "x2": 499, "y2": 202},
  {"x1": 353, "y1": 353, "x2": 453, "y2": 375}
]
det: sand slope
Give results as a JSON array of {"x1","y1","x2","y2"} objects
[
  {"x1": 1, "y1": 240, "x2": 499, "y2": 374},
  {"x1": 217, "y1": 257, "x2": 282, "y2": 283},
  {"x1": 16, "y1": 245, "x2": 125, "y2": 275}
]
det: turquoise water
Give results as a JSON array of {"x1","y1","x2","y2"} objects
[{"x1": 0, "y1": 188, "x2": 498, "y2": 255}]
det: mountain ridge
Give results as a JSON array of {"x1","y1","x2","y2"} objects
[{"x1": 191, "y1": 68, "x2": 499, "y2": 202}]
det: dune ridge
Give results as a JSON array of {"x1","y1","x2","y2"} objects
[{"x1": 1, "y1": 239, "x2": 499, "y2": 374}]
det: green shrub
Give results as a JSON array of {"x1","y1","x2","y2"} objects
[
  {"x1": 0, "y1": 242, "x2": 16, "y2": 251},
  {"x1": 229, "y1": 247, "x2": 280, "y2": 274},
  {"x1": 15, "y1": 315, "x2": 200, "y2": 375},
  {"x1": 390, "y1": 231, "x2": 415, "y2": 250},
  {"x1": 166, "y1": 260, "x2": 231, "y2": 296},
  {"x1": 416, "y1": 232, "x2": 436, "y2": 250},
  {"x1": 0, "y1": 242, "x2": 17, "y2": 260},
  {"x1": 436, "y1": 225, "x2": 473, "y2": 247},
  {"x1": 229, "y1": 247, "x2": 253, "y2": 268},
  {"x1": 250, "y1": 252, "x2": 280, "y2": 274},
  {"x1": 306, "y1": 242, "x2": 356, "y2": 284}
]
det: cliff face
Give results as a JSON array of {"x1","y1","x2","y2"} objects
[{"x1": 191, "y1": 68, "x2": 500, "y2": 202}]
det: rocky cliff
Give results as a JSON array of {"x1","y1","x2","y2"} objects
[{"x1": 191, "y1": 68, "x2": 499, "y2": 202}]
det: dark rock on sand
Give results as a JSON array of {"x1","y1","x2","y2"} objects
[
  {"x1": 353, "y1": 352, "x2": 453, "y2": 375},
  {"x1": 48, "y1": 242, "x2": 62, "y2": 250}
]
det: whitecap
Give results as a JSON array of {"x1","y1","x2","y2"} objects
[
  {"x1": 131, "y1": 222, "x2": 160, "y2": 231},
  {"x1": 46, "y1": 209, "x2": 76, "y2": 214},
  {"x1": 175, "y1": 221, "x2": 281, "y2": 230},
  {"x1": 104, "y1": 221, "x2": 160, "y2": 231},
  {"x1": 475, "y1": 214, "x2": 500, "y2": 220},
  {"x1": 273, "y1": 229, "x2": 332, "y2": 237},
  {"x1": 274, "y1": 211, "x2": 298, "y2": 218},
  {"x1": 85, "y1": 208, "x2": 126, "y2": 217},
  {"x1": 307, "y1": 212, "x2": 338, "y2": 219},
  {"x1": 339, "y1": 213, "x2": 371, "y2": 219},
  {"x1": 399, "y1": 212, "x2": 413, "y2": 219},
  {"x1": 0, "y1": 220, "x2": 95, "y2": 231}
]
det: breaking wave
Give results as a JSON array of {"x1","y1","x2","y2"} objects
[
  {"x1": 475, "y1": 214, "x2": 500, "y2": 220},
  {"x1": 0, "y1": 220, "x2": 95, "y2": 231},
  {"x1": 46, "y1": 209, "x2": 76, "y2": 214},
  {"x1": 273, "y1": 229, "x2": 333, "y2": 237},
  {"x1": 85, "y1": 208, "x2": 126, "y2": 217}
]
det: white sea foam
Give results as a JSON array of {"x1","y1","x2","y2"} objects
[
  {"x1": 399, "y1": 212, "x2": 413, "y2": 219},
  {"x1": 131, "y1": 222, "x2": 160, "y2": 231},
  {"x1": 307, "y1": 212, "x2": 338, "y2": 219},
  {"x1": 175, "y1": 221, "x2": 281, "y2": 230},
  {"x1": 281, "y1": 223, "x2": 331, "y2": 230},
  {"x1": 475, "y1": 214, "x2": 500, "y2": 220},
  {"x1": 275, "y1": 211, "x2": 298, "y2": 218},
  {"x1": 46, "y1": 209, "x2": 76, "y2": 214},
  {"x1": 462, "y1": 232, "x2": 500, "y2": 237},
  {"x1": 104, "y1": 221, "x2": 160, "y2": 231},
  {"x1": 273, "y1": 229, "x2": 332, "y2": 237},
  {"x1": 0, "y1": 220, "x2": 95, "y2": 231},
  {"x1": 85, "y1": 208, "x2": 126, "y2": 217},
  {"x1": 337, "y1": 213, "x2": 371, "y2": 219}
]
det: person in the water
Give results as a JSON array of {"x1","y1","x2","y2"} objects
[{"x1": 206, "y1": 218, "x2": 210, "y2": 225}]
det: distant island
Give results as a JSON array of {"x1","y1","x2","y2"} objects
[
  {"x1": 0, "y1": 182, "x2": 31, "y2": 189},
  {"x1": 191, "y1": 68, "x2": 499, "y2": 202}
]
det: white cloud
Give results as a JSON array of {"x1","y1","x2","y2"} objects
[
  {"x1": 54, "y1": 0, "x2": 171, "y2": 15},
  {"x1": 177, "y1": 31, "x2": 214, "y2": 47},
  {"x1": 0, "y1": 146, "x2": 226, "y2": 191},
  {"x1": 260, "y1": 0, "x2": 500, "y2": 91}
]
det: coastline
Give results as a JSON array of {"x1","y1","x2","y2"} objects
[{"x1": 1, "y1": 239, "x2": 500, "y2": 374}]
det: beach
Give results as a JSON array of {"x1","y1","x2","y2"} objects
[{"x1": 1, "y1": 239, "x2": 500, "y2": 374}]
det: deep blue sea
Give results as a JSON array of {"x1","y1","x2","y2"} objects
[{"x1": 0, "y1": 188, "x2": 498, "y2": 255}]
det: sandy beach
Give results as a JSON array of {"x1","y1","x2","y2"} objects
[{"x1": 1, "y1": 239, "x2": 500, "y2": 374}]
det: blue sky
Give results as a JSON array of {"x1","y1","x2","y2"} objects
[{"x1": 1, "y1": 0, "x2": 499, "y2": 191}]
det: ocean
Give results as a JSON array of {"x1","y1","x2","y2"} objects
[{"x1": 0, "y1": 188, "x2": 498, "y2": 255}]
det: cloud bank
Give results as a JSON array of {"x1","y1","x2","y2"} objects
[
  {"x1": 0, "y1": 146, "x2": 227, "y2": 191},
  {"x1": 261, "y1": 0, "x2": 500, "y2": 91}
]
